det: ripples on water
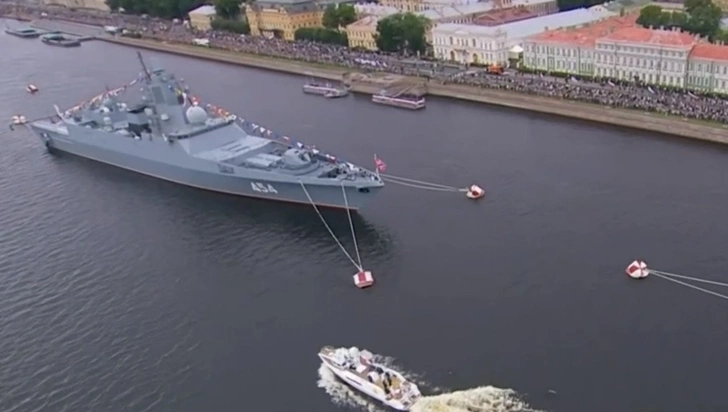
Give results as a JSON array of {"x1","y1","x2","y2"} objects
[{"x1": 2, "y1": 23, "x2": 728, "y2": 412}]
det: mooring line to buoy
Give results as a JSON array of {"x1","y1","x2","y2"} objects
[
  {"x1": 299, "y1": 180, "x2": 362, "y2": 271},
  {"x1": 379, "y1": 173, "x2": 466, "y2": 192},
  {"x1": 649, "y1": 271, "x2": 728, "y2": 301},
  {"x1": 341, "y1": 182, "x2": 363, "y2": 270},
  {"x1": 649, "y1": 270, "x2": 728, "y2": 288}
]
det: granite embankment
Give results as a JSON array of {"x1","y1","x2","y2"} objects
[{"x1": 98, "y1": 36, "x2": 728, "y2": 145}]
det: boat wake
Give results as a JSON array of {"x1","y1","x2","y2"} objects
[{"x1": 317, "y1": 353, "x2": 541, "y2": 412}]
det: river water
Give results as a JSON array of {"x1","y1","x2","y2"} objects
[{"x1": 1, "y1": 26, "x2": 727, "y2": 412}]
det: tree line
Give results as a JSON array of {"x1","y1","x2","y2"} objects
[
  {"x1": 294, "y1": 4, "x2": 355, "y2": 45},
  {"x1": 637, "y1": 0, "x2": 723, "y2": 42},
  {"x1": 107, "y1": 0, "x2": 430, "y2": 54},
  {"x1": 105, "y1": 0, "x2": 205, "y2": 19}
]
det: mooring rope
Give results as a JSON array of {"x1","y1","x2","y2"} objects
[
  {"x1": 299, "y1": 180, "x2": 362, "y2": 271},
  {"x1": 649, "y1": 271, "x2": 728, "y2": 301},
  {"x1": 649, "y1": 270, "x2": 728, "y2": 288},
  {"x1": 379, "y1": 174, "x2": 468, "y2": 192},
  {"x1": 341, "y1": 182, "x2": 363, "y2": 270}
]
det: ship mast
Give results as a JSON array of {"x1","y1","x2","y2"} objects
[{"x1": 136, "y1": 51, "x2": 151, "y2": 81}]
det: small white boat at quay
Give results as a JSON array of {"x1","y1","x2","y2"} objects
[{"x1": 318, "y1": 346, "x2": 421, "y2": 411}]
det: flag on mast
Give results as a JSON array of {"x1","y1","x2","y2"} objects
[{"x1": 374, "y1": 154, "x2": 387, "y2": 173}]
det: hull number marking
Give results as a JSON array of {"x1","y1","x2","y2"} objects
[{"x1": 251, "y1": 182, "x2": 278, "y2": 193}]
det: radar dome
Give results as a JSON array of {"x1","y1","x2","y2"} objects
[{"x1": 186, "y1": 106, "x2": 208, "y2": 124}]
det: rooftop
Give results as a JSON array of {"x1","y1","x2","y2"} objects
[
  {"x1": 346, "y1": 15, "x2": 380, "y2": 29},
  {"x1": 433, "y1": 6, "x2": 616, "y2": 38},
  {"x1": 690, "y1": 43, "x2": 728, "y2": 61},
  {"x1": 527, "y1": 13, "x2": 637, "y2": 47},
  {"x1": 599, "y1": 26, "x2": 697, "y2": 47},
  {"x1": 473, "y1": 7, "x2": 537, "y2": 26},
  {"x1": 189, "y1": 4, "x2": 216, "y2": 15},
  {"x1": 419, "y1": 0, "x2": 554, "y2": 20},
  {"x1": 354, "y1": 4, "x2": 398, "y2": 17}
]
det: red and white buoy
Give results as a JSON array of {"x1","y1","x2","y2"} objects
[
  {"x1": 353, "y1": 270, "x2": 374, "y2": 288},
  {"x1": 466, "y1": 184, "x2": 485, "y2": 200},
  {"x1": 26, "y1": 84, "x2": 39, "y2": 94},
  {"x1": 626, "y1": 260, "x2": 649, "y2": 279}
]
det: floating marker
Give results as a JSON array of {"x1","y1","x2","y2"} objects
[
  {"x1": 626, "y1": 260, "x2": 649, "y2": 279},
  {"x1": 354, "y1": 271, "x2": 374, "y2": 289},
  {"x1": 26, "y1": 84, "x2": 38, "y2": 94},
  {"x1": 11, "y1": 115, "x2": 27, "y2": 125},
  {"x1": 466, "y1": 184, "x2": 485, "y2": 200}
]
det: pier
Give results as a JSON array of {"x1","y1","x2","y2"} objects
[
  {"x1": 29, "y1": 18, "x2": 101, "y2": 42},
  {"x1": 371, "y1": 80, "x2": 427, "y2": 110}
]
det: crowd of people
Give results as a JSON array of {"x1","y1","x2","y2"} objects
[{"x1": 2, "y1": 1, "x2": 728, "y2": 125}]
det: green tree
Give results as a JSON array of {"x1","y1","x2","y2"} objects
[
  {"x1": 684, "y1": 0, "x2": 712, "y2": 14},
  {"x1": 636, "y1": 5, "x2": 663, "y2": 28},
  {"x1": 294, "y1": 27, "x2": 348, "y2": 45},
  {"x1": 214, "y1": 0, "x2": 241, "y2": 20},
  {"x1": 375, "y1": 13, "x2": 429, "y2": 54},
  {"x1": 322, "y1": 4, "x2": 339, "y2": 29},
  {"x1": 106, "y1": 0, "x2": 205, "y2": 19},
  {"x1": 211, "y1": 18, "x2": 250, "y2": 34},
  {"x1": 337, "y1": 4, "x2": 357, "y2": 27},
  {"x1": 556, "y1": 0, "x2": 609, "y2": 12},
  {"x1": 322, "y1": 3, "x2": 357, "y2": 29},
  {"x1": 670, "y1": 11, "x2": 689, "y2": 28},
  {"x1": 684, "y1": 0, "x2": 722, "y2": 39}
]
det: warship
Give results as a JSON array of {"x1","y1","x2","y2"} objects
[{"x1": 27, "y1": 52, "x2": 384, "y2": 210}]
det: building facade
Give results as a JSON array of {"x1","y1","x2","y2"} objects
[
  {"x1": 188, "y1": 5, "x2": 217, "y2": 31},
  {"x1": 687, "y1": 44, "x2": 728, "y2": 94},
  {"x1": 42, "y1": 0, "x2": 109, "y2": 12},
  {"x1": 246, "y1": 0, "x2": 331, "y2": 41},
  {"x1": 593, "y1": 27, "x2": 695, "y2": 88},
  {"x1": 345, "y1": 15, "x2": 379, "y2": 50},
  {"x1": 523, "y1": 13, "x2": 637, "y2": 76},
  {"x1": 380, "y1": 0, "x2": 479, "y2": 13},
  {"x1": 432, "y1": 6, "x2": 614, "y2": 65},
  {"x1": 523, "y1": 22, "x2": 728, "y2": 93}
]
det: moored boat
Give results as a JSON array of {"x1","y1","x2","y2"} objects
[
  {"x1": 5, "y1": 27, "x2": 42, "y2": 38},
  {"x1": 41, "y1": 33, "x2": 81, "y2": 47},
  {"x1": 303, "y1": 78, "x2": 349, "y2": 98},
  {"x1": 372, "y1": 92, "x2": 425, "y2": 110},
  {"x1": 318, "y1": 346, "x2": 421, "y2": 411}
]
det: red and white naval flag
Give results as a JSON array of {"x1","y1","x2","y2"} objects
[{"x1": 374, "y1": 154, "x2": 387, "y2": 173}]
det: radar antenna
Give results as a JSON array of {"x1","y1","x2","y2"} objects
[{"x1": 136, "y1": 51, "x2": 151, "y2": 81}]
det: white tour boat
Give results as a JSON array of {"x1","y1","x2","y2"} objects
[{"x1": 319, "y1": 346, "x2": 421, "y2": 411}]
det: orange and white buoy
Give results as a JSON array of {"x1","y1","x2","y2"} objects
[
  {"x1": 353, "y1": 270, "x2": 374, "y2": 289},
  {"x1": 26, "y1": 84, "x2": 39, "y2": 94},
  {"x1": 625, "y1": 260, "x2": 649, "y2": 279},
  {"x1": 466, "y1": 184, "x2": 485, "y2": 200}
]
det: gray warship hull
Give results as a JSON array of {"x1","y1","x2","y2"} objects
[
  {"x1": 29, "y1": 123, "x2": 382, "y2": 211},
  {"x1": 29, "y1": 57, "x2": 383, "y2": 211}
]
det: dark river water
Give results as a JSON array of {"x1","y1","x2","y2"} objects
[{"x1": 1, "y1": 24, "x2": 728, "y2": 412}]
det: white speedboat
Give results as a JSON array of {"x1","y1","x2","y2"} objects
[{"x1": 319, "y1": 346, "x2": 421, "y2": 411}]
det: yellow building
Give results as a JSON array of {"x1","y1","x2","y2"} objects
[
  {"x1": 42, "y1": 0, "x2": 109, "y2": 12},
  {"x1": 346, "y1": 15, "x2": 379, "y2": 50},
  {"x1": 188, "y1": 5, "x2": 217, "y2": 31},
  {"x1": 246, "y1": 0, "x2": 326, "y2": 41}
]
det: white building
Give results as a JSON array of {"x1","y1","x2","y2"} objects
[
  {"x1": 421, "y1": 0, "x2": 556, "y2": 25},
  {"x1": 523, "y1": 21, "x2": 728, "y2": 94},
  {"x1": 688, "y1": 43, "x2": 728, "y2": 94},
  {"x1": 523, "y1": 12, "x2": 635, "y2": 76},
  {"x1": 432, "y1": 7, "x2": 616, "y2": 65},
  {"x1": 594, "y1": 27, "x2": 696, "y2": 87},
  {"x1": 354, "y1": 4, "x2": 399, "y2": 17}
]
